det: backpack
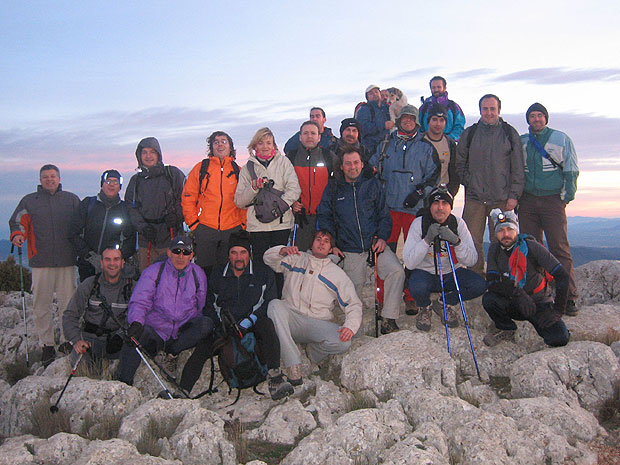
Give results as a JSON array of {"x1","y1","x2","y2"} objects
[
  {"x1": 466, "y1": 121, "x2": 514, "y2": 151},
  {"x1": 197, "y1": 157, "x2": 241, "y2": 198},
  {"x1": 354, "y1": 101, "x2": 375, "y2": 120},
  {"x1": 246, "y1": 161, "x2": 290, "y2": 223}
]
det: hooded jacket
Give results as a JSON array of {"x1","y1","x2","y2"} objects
[
  {"x1": 182, "y1": 156, "x2": 245, "y2": 231},
  {"x1": 9, "y1": 185, "x2": 80, "y2": 267},
  {"x1": 233, "y1": 151, "x2": 301, "y2": 232},
  {"x1": 127, "y1": 258, "x2": 207, "y2": 341},
  {"x1": 369, "y1": 131, "x2": 440, "y2": 215},
  {"x1": 317, "y1": 175, "x2": 391, "y2": 253},
  {"x1": 125, "y1": 137, "x2": 186, "y2": 248},
  {"x1": 264, "y1": 246, "x2": 362, "y2": 333},
  {"x1": 456, "y1": 118, "x2": 525, "y2": 205},
  {"x1": 69, "y1": 191, "x2": 136, "y2": 260}
]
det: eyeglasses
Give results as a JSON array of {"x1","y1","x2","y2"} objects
[
  {"x1": 171, "y1": 248, "x2": 192, "y2": 256},
  {"x1": 104, "y1": 179, "x2": 120, "y2": 185}
]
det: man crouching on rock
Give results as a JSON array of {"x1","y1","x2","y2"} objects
[
  {"x1": 62, "y1": 244, "x2": 134, "y2": 367},
  {"x1": 265, "y1": 230, "x2": 362, "y2": 386},
  {"x1": 118, "y1": 235, "x2": 213, "y2": 387},
  {"x1": 482, "y1": 210, "x2": 570, "y2": 347}
]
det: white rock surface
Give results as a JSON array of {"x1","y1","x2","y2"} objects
[{"x1": 246, "y1": 399, "x2": 316, "y2": 445}]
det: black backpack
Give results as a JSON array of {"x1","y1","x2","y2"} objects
[
  {"x1": 197, "y1": 157, "x2": 241, "y2": 198},
  {"x1": 246, "y1": 161, "x2": 290, "y2": 223}
]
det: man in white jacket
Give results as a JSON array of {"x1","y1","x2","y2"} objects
[
  {"x1": 265, "y1": 229, "x2": 362, "y2": 385},
  {"x1": 402, "y1": 185, "x2": 486, "y2": 331}
]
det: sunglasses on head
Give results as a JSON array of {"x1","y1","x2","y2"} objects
[{"x1": 171, "y1": 248, "x2": 192, "y2": 256}]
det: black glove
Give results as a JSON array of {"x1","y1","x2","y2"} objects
[
  {"x1": 438, "y1": 226, "x2": 460, "y2": 245},
  {"x1": 106, "y1": 333, "x2": 124, "y2": 354},
  {"x1": 142, "y1": 225, "x2": 157, "y2": 242},
  {"x1": 513, "y1": 287, "x2": 537, "y2": 318},
  {"x1": 164, "y1": 212, "x2": 178, "y2": 229},
  {"x1": 403, "y1": 188, "x2": 424, "y2": 209},
  {"x1": 487, "y1": 274, "x2": 515, "y2": 297},
  {"x1": 127, "y1": 321, "x2": 144, "y2": 340},
  {"x1": 424, "y1": 223, "x2": 441, "y2": 244}
]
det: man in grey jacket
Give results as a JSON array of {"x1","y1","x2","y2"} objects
[
  {"x1": 456, "y1": 94, "x2": 525, "y2": 275},
  {"x1": 9, "y1": 164, "x2": 80, "y2": 367}
]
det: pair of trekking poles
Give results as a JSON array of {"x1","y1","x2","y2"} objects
[{"x1": 372, "y1": 238, "x2": 481, "y2": 380}]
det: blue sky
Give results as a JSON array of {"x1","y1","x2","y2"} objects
[{"x1": 2, "y1": 0, "x2": 620, "y2": 237}]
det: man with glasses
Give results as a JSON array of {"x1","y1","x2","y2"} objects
[
  {"x1": 118, "y1": 235, "x2": 213, "y2": 389},
  {"x1": 69, "y1": 169, "x2": 136, "y2": 282}
]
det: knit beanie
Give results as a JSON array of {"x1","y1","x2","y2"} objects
[
  {"x1": 340, "y1": 118, "x2": 362, "y2": 137},
  {"x1": 100, "y1": 169, "x2": 122, "y2": 187},
  {"x1": 526, "y1": 102, "x2": 549, "y2": 125},
  {"x1": 491, "y1": 209, "x2": 519, "y2": 235},
  {"x1": 228, "y1": 230, "x2": 252, "y2": 253}
]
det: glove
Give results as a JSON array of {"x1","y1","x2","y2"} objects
[
  {"x1": 403, "y1": 188, "x2": 424, "y2": 208},
  {"x1": 513, "y1": 287, "x2": 537, "y2": 318},
  {"x1": 424, "y1": 223, "x2": 441, "y2": 244},
  {"x1": 142, "y1": 225, "x2": 157, "y2": 242},
  {"x1": 251, "y1": 178, "x2": 266, "y2": 191},
  {"x1": 438, "y1": 226, "x2": 460, "y2": 245},
  {"x1": 487, "y1": 274, "x2": 515, "y2": 297},
  {"x1": 127, "y1": 321, "x2": 144, "y2": 340},
  {"x1": 86, "y1": 252, "x2": 102, "y2": 273},
  {"x1": 164, "y1": 212, "x2": 178, "y2": 229}
]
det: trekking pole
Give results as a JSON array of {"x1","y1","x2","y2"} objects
[
  {"x1": 446, "y1": 244, "x2": 481, "y2": 379},
  {"x1": 291, "y1": 224, "x2": 298, "y2": 247},
  {"x1": 50, "y1": 352, "x2": 83, "y2": 413},
  {"x1": 170, "y1": 228, "x2": 174, "y2": 240},
  {"x1": 12, "y1": 245, "x2": 29, "y2": 366},
  {"x1": 147, "y1": 241, "x2": 151, "y2": 267},
  {"x1": 434, "y1": 238, "x2": 451, "y2": 354},
  {"x1": 374, "y1": 251, "x2": 380, "y2": 338}
]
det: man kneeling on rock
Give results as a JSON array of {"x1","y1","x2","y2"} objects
[
  {"x1": 482, "y1": 209, "x2": 570, "y2": 347},
  {"x1": 265, "y1": 229, "x2": 362, "y2": 385},
  {"x1": 402, "y1": 185, "x2": 485, "y2": 332},
  {"x1": 62, "y1": 244, "x2": 134, "y2": 365},
  {"x1": 119, "y1": 235, "x2": 213, "y2": 388}
]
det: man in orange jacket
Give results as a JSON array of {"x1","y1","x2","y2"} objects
[{"x1": 182, "y1": 131, "x2": 246, "y2": 277}]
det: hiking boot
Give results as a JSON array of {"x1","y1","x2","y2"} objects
[
  {"x1": 157, "y1": 389, "x2": 183, "y2": 399},
  {"x1": 565, "y1": 300, "x2": 578, "y2": 316},
  {"x1": 41, "y1": 345, "x2": 56, "y2": 368},
  {"x1": 159, "y1": 353, "x2": 178, "y2": 375},
  {"x1": 432, "y1": 298, "x2": 459, "y2": 328},
  {"x1": 287, "y1": 364, "x2": 303, "y2": 386},
  {"x1": 416, "y1": 305, "x2": 432, "y2": 332},
  {"x1": 268, "y1": 374, "x2": 294, "y2": 400},
  {"x1": 405, "y1": 299, "x2": 418, "y2": 316},
  {"x1": 483, "y1": 328, "x2": 516, "y2": 347},
  {"x1": 381, "y1": 318, "x2": 400, "y2": 335},
  {"x1": 58, "y1": 341, "x2": 73, "y2": 355}
]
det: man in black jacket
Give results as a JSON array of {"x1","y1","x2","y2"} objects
[
  {"x1": 482, "y1": 209, "x2": 570, "y2": 347},
  {"x1": 179, "y1": 230, "x2": 294, "y2": 400},
  {"x1": 69, "y1": 169, "x2": 136, "y2": 281}
]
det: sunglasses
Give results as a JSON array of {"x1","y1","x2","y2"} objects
[{"x1": 171, "y1": 248, "x2": 192, "y2": 256}]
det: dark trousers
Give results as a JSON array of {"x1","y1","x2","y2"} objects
[
  {"x1": 408, "y1": 268, "x2": 486, "y2": 308},
  {"x1": 194, "y1": 224, "x2": 243, "y2": 271},
  {"x1": 119, "y1": 316, "x2": 213, "y2": 386},
  {"x1": 179, "y1": 316, "x2": 281, "y2": 392},
  {"x1": 293, "y1": 214, "x2": 317, "y2": 253},
  {"x1": 482, "y1": 292, "x2": 569, "y2": 347},
  {"x1": 518, "y1": 192, "x2": 577, "y2": 300},
  {"x1": 249, "y1": 229, "x2": 291, "y2": 296}
]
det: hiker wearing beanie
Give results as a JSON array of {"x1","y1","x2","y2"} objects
[
  {"x1": 418, "y1": 76, "x2": 466, "y2": 141},
  {"x1": 482, "y1": 209, "x2": 570, "y2": 347},
  {"x1": 125, "y1": 137, "x2": 186, "y2": 271},
  {"x1": 332, "y1": 118, "x2": 371, "y2": 163},
  {"x1": 69, "y1": 169, "x2": 136, "y2": 281},
  {"x1": 181, "y1": 230, "x2": 294, "y2": 400},
  {"x1": 182, "y1": 131, "x2": 245, "y2": 278},
  {"x1": 286, "y1": 121, "x2": 339, "y2": 252},
  {"x1": 402, "y1": 185, "x2": 485, "y2": 332},
  {"x1": 283, "y1": 107, "x2": 338, "y2": 155},
  {"x1": 422, "y1": 103, "x2": 460, "y2": 197},
  {"x1": 355, "y1": 84, "x2": 393, "y2": 154},
  {"x1": 519, "y1": 103, "x2": 580, "y2": 316},
  {"x1": 456, "y1": 94, "x2": 525, "y2": 276},
  {"x1": 10, "y1": 164, "x2": 80, "y2": 367}
]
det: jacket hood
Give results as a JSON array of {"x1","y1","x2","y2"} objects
[{"x1": 135, "y1": 137, "x2": 163, "y2": 168}]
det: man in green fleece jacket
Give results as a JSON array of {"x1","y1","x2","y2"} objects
[{"x1": 519, "y1": 103, "x2": 580, "y2": 316}]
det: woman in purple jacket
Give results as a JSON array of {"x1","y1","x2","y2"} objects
[{"x1": 118, "y1": 235, "x2": 213, "y2": 388}]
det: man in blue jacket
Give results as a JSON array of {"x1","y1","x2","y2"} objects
[
  {"x1": 118, "y1": 235, "x2": 212, "y2": 387},
  {"x1": 518, "y1": 103, "x2": 580, "y2": 315},
  {"x1": 418, "y1": 76, "x2": 466, "y2": 141},
  {"x1": 317, "y1": 149, "x2": 405, "y2": 335},
  {"x1": 356, "y1": 85, "x2": 393, "y2": 154}
]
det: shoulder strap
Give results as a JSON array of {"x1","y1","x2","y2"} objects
[
  {"x1": 466, "y1": 123, "x2": 478, "y2": 148},
  {"x1": 247, "y1": 161, "x2": 258, "y2": 181},
  {"x1": 154, "y1": 261, "x2": 166, "y2": 288},
  {"x1": 501, "y1": 121, "x2": 514, "y2": 151},
  {"x1": 198, "y1": 158, "x2": 210, "y2": 197},
  {"x1": 231, "y1": 160, "x2": 240, "y2": 180},
  {"x1": 87, "y1": 196, "x2": 97, "y2": 216}
]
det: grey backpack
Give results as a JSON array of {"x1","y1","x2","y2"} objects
[{"x1": 247, "y1": 162, "x2": 290, "y2": 224}]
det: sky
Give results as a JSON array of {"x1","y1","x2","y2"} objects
[{"x1": 1, "y1": 0, "x2": 619, "y2": 238}]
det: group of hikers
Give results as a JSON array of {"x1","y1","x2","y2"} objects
[{"x1": 9, "y1": 75, "x2": 580, "y2": 400}]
